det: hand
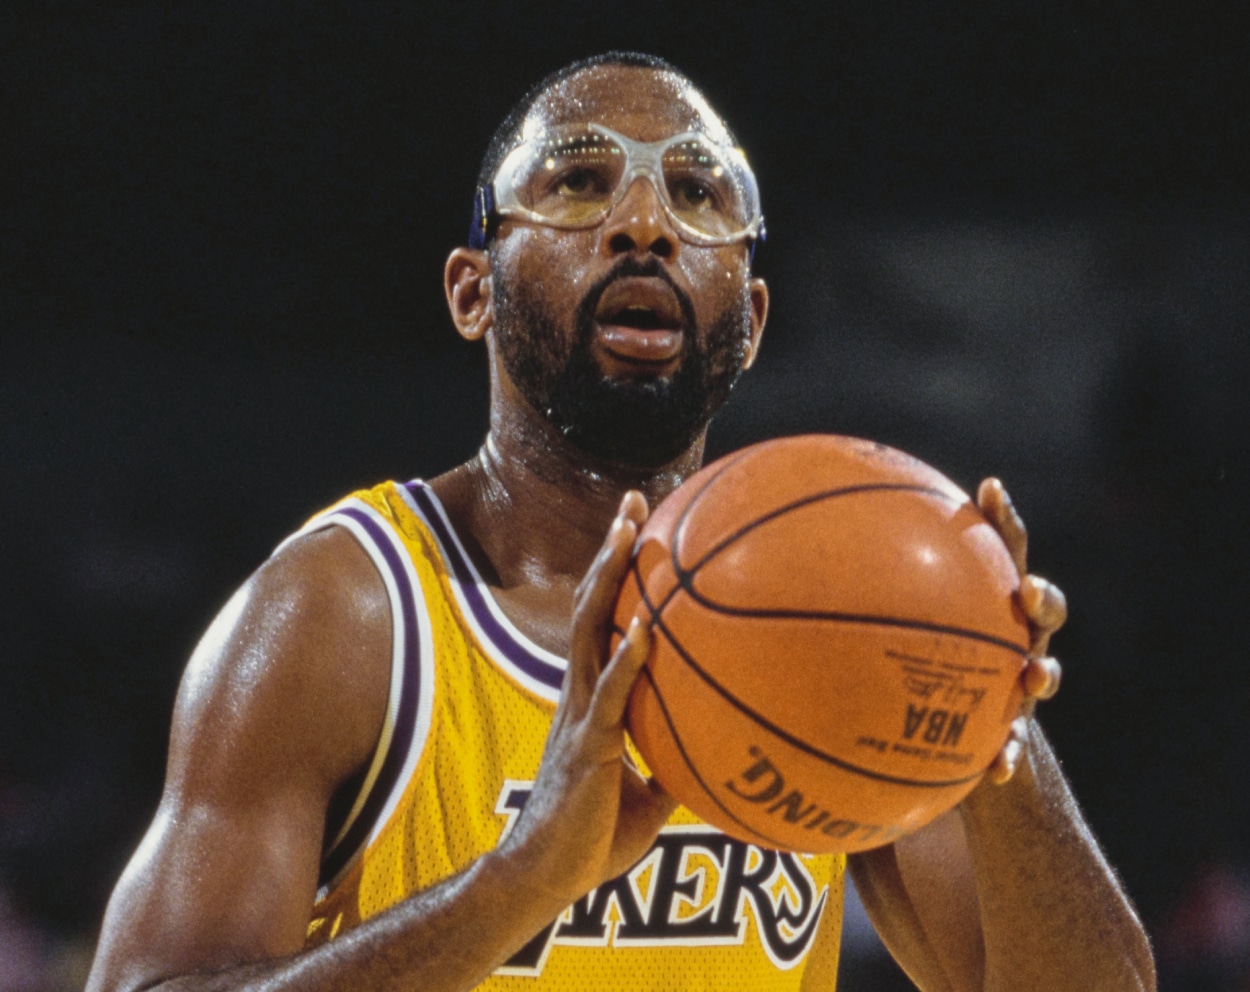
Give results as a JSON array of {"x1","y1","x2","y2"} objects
[
  {"x1": 497, "y1": 491, "x2": 677, "y2": 907},
  {"x1": 977, "y1": 478, "x2": 1068, "y2": 784}
]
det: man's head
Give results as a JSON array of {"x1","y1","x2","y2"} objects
[
  {"x1": 468, "y1": 53, "x2": 759, "y2": 252},
  {"x1": 445, "y1": 53, "x2": 768, "y2": 469}
]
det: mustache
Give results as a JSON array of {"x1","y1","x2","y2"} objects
[{"x1": 575, "y1": 256, "x2": 698, "y2": 333}]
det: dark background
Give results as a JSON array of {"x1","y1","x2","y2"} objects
[{"x1": 2, "y1": 3, "x2": 1247, "y2": 989}]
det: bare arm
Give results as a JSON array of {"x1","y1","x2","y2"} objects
[
  {"x1": 87, "y1": 494, "x2": 671, "y2": 992},
  {"x1": 848, "y1": 480, "x2": 1155, "y2": 992},
  {"x1": 852, "y1": 724, "x2": 1154, "y2": 992}
]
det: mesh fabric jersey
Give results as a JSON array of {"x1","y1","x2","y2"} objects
[{"x1": 288, "y1": 480, "x2": 845, "y2": 991}]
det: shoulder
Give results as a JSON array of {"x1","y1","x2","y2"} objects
[
  {"x1": 86, "y1": 525, "x2": 396, "y2": 990},
  {"x1": 167, "y1": 524, "x2": 393, "y2": 805}
]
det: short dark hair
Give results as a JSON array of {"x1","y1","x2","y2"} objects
[{"x1": 475, "y1": 52, "x2": 690, "y2": 193}]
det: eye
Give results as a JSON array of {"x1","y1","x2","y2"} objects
[
  {"x1": 670, "y1": 176, "x2": 718, "y2": 212},
  {"x1": 552, "y1": 167, "x2": 611, "y2": 198}
]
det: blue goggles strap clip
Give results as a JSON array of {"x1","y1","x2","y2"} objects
[{"x1": 468, "y1": 184, "x2": 496, "y2": 250}]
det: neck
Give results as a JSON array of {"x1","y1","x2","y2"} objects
[{"x1": 439, "y1": 385, "x2": 704, "y2": 596}]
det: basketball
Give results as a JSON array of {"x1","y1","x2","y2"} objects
[{"x1": 613, "y1": 434, "x2": 1030, "y2": 854}]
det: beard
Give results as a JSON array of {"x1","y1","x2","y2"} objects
[{"x1": 491, "y1": 255, "x2": 753, "y2": 468}]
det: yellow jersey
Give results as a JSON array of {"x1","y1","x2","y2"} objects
[{"x1": 288, "y1": 480, "x2": 844, "y2": 990}]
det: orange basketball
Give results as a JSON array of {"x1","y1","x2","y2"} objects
[{"x1": 613, "y1": 434, "x2": 1029, "y2": 854}]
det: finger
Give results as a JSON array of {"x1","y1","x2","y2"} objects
[
  {"x1": 977, "y1": 477, "x2": 1028, "y2": 576},
  {"x1": 572, "y1": 502, "x2": 632, "y2": 608},
  {"x1": 568, "y1": 494, "x2": 648, "y2": 698},
  {"x1": 1019, "y1": 575, "x2": 1068, "y2": 656},
  {"x1": 572, "y1": 492, "x2": 649, "y2": 613},
  {"x1": 986, "y1": 716, "x2": 1029, "y2": 785},
  {"x1": 1023, "y1": 655, "x2": 1062, "y2": 701},
  {"x1": 618, "y1": 489, "x2": 649, "y2": 530},
  {"x1": 986, "y1": 739, "x2": 1020, "y2": 785},
  {"x1": 620, "y1": 767, "x2": 678, "y2": 826},
  {"x1": 571, "y1": 524, "x2": 642, "y2": 658},
  {"x1": 567, "y1": 521, "x2": 636, "y2": 704},
  {"x1": 605, "y1": 769, "x2": 679, "y2": 880},
  {"x1": 589, "y1": 616, "x2": 653, "y2": 730}
]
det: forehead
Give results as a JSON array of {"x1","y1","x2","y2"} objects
[{"x1": 522, "y1": 65, "x2": 733, "y2": 145}]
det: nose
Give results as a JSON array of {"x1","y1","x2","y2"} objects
[{"x1": 598, "y1": 175, "x2": 678, "y2": 260}]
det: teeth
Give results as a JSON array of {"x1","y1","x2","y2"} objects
[{"x1": 612, "y1": 306, "x2": 662, "y2": 329}]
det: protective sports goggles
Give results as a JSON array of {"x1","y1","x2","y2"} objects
[{"x1": 469, "y1": 123, "x2": 765, "y2": 251}]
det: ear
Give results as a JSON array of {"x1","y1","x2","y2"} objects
[
  {"x1": 742, "y1": 276, "x2": 769, "y2": 370},
  {"x1": 444, "y1": 247, "x2": 494, "y2": 342}
]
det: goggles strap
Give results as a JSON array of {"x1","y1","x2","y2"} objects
[
  {"x1": 748, "y1": 220, "x2": 766, "y2": 265},
  {"x1": 467, "y1": 184, "x2": 495, "y2": 250}
]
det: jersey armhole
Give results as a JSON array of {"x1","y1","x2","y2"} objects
[{"x1": 274, "y1": 497, "x2": 437, "y2": 894}]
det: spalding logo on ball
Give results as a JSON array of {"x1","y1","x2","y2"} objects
[{"x1": 613, "y1": 434, "x2": 1030, "y2": 855}]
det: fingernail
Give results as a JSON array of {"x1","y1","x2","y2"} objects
[{"x1": 1001, "y1": 745, "x2": 1020, "y2": 779}]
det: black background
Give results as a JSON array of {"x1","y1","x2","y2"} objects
[{"x1": 2, "y1": 2, "x2": 1247, "y2": 986}]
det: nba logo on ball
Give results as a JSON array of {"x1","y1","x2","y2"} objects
[{"x1": 614, "y1": 435, "x2": 1029, "y2": 854}]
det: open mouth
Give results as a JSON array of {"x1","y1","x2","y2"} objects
[
  {"x1": 608, "y1": 305, "x2": 672, "y2": 330},
  {"x1": 593, "y1": 277, "x2": 685, "y2": 366}
]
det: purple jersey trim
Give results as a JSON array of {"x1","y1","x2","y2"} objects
[
  {"x1": 404, "y1": 481, "x2": 566, "y2": 692},
  {"x1": 318, "y1": 506, "x2": 422, "y2": 886}
]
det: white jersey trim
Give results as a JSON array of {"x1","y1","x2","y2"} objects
[
  {"x1": 398, "y1": 481, "x2": 568, "y2": 705},
  {"x1": 274, "y1": 497, "x2": 437, "y2": 897}
]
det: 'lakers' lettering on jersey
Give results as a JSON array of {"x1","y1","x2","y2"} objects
[{"x1": 285, "y1": 480, "x2": 844, "y2": 990}]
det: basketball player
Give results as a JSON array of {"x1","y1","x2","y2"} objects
[{"x1": 87, "y1": 53, "x2": 1154, "y2": 992}]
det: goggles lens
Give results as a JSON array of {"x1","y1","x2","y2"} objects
[{"x1": 493, "y1": 124, "x2": 762, "y2": 244}]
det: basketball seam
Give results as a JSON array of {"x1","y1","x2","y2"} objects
[
  {"x1": 674, "y1": 594, "x2": 1028, "y2": 656},
  {"x1": 650, "y1": 608, "x2": 985, "y2": 789},
  {"x1": 666, "y1": 481, "x2": 1026, "y2": 656},
  {"x1": 638, "y1": 664, "x2": 795, "y2": 850},
  {"x1": 680, "y1": 482, "x2": 960, "y2": 579},
  {"x1": 637, "y1": 568, "x2": 986, "y2": 790},
  {"x1": 664, "y1": 448, "x2": 760, "y2": 591}
]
